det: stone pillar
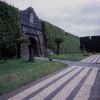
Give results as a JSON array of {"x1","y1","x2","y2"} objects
[{"x1": 20, "y1": 43, "x2": 29, "y2": 60}]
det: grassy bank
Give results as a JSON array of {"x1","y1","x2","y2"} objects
[
  {"x1": 44, "y1": 21, "x2": 80, "y2": 54},
  {"x1": 0, "y1": 59, "x2": 66, "y2": 95},
  {"x1": 50, "y1": 53, "x2": 86, "y2": 61}
]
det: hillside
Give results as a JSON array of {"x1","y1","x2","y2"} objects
[{"x1": 44, "y1": 21, "x2": 80, "y2": 53}]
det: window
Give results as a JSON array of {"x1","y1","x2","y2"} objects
[{"x1": 30, "y1": 13, "x2": 34, "y2": 23}]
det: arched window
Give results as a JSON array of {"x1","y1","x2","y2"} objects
[{"x1": 30, "y1": 13, "x2": 34, "y2": 23}]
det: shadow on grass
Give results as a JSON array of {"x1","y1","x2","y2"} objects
[{"x1": 22, "y1": 60, "x2": 35, "y2": 63}]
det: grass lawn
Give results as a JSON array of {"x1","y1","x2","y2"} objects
[
  {"x1": 50, "y1": 53, "x2": 86, "y2": 61},
  {"x1": 0, "y1": 59, "x2": 66, "y2": 95}
]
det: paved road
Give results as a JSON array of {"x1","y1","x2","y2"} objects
[{"x1": 0, "y1": 55, "x2": 100, "y2": 100}]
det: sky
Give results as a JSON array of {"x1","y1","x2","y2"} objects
[{"x1": 3, "y1": 0, "x2": 100, "y2": 37}]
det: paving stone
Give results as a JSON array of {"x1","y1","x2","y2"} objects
[{"x1": 0, "y1": 55, "x2": 100, "y2": 100}]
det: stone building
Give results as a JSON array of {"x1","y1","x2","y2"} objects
[{"x1": 20, "y1": 7, "x2": 46, "y2": 59}]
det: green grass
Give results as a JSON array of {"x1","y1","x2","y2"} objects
[
  {"x1": 50, "y1": 53, "x2": 86, "y2": 61},
  {"x1": 0, "y1": 59, "x2": 66, "y2": 95}
]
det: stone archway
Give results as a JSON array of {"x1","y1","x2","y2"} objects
[{"x1": 29, "y1": 37, "x2": 39, "y2": 60}]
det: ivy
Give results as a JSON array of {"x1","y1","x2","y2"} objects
[
  {"x1": 44, "y1": 21, "x2": 80, "y2": 54},
  {"x1": 0, "y1": 1, "x2": 20, "y2": 58}
]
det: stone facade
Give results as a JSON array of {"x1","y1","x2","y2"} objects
[{"x1": 19, "y1": 7, "x2": 46, "y2": 59}]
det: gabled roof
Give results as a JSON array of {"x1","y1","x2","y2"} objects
[{"x1": 20, "y1": 7, "x2": 42, "y2": 30}]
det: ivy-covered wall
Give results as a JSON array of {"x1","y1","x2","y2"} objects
[
  {"x1": 44, "y1": 21, "x2": 80, "y2": 53},
  {"x1": 0, "y1": 1, "x2": 20, "y2": 57}
]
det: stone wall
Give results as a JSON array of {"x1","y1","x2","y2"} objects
[
  {"x1": 20, "y1": 43, "x2": 29, "y2": 60},
  {"x1": 19, "y1": 7, "x2": 46, "y2": 59}
]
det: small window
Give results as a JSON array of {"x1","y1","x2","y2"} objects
[{"x1": 30, "y1": 13, "x2": 34, "y2": 23}]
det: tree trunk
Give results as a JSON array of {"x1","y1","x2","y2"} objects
[
  {"x1": 57, "y1": 43, "x2": 60, "y2": 55},
  {"x1": 17, "y1": 43, "x2": 21, "y2": 58}
]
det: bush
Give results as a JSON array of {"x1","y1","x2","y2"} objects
[{"x1": 0, "y1": 1, "x2": 20, "y2": 58}]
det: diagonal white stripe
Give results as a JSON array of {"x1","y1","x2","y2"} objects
[
  {"x1": 8, "y1": 67, "x2": 75, "y2": 100},
  {"x1": 29, "y1": 67, "x2": 82, "y2": 100},
  {"x1": 52, "y1": 67, "x2": 90, "y2": 100},
  {"x1": 74, "y1": 68, "x2": 98, "y2": 100}
]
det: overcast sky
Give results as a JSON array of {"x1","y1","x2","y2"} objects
[{"x1": 3, "y1": 0, "x2": 100, "y2": 37}]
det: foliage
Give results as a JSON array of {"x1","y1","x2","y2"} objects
[
  {"x1": 55, "y1": 37, "x2": 64, "y2": 44},
  {"x1": 44, "y1": 21, "x2": 80, "y2": 54},
  {"x1": 0, "y1": 59, "x2": 66, "y2": 95},
  {"x1": 55, "y1": 37, "x2": 64, "y2": 55},
  {"x1": 50, "y1": 53, "x2": 86, "y2": 61},
  {"x1": 0, "y1": 1, "x2": 20, "y2": 58}
]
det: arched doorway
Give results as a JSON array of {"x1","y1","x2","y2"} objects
[{"x1": 29, "y1": 37, "x2": 39, "y2": 60}]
